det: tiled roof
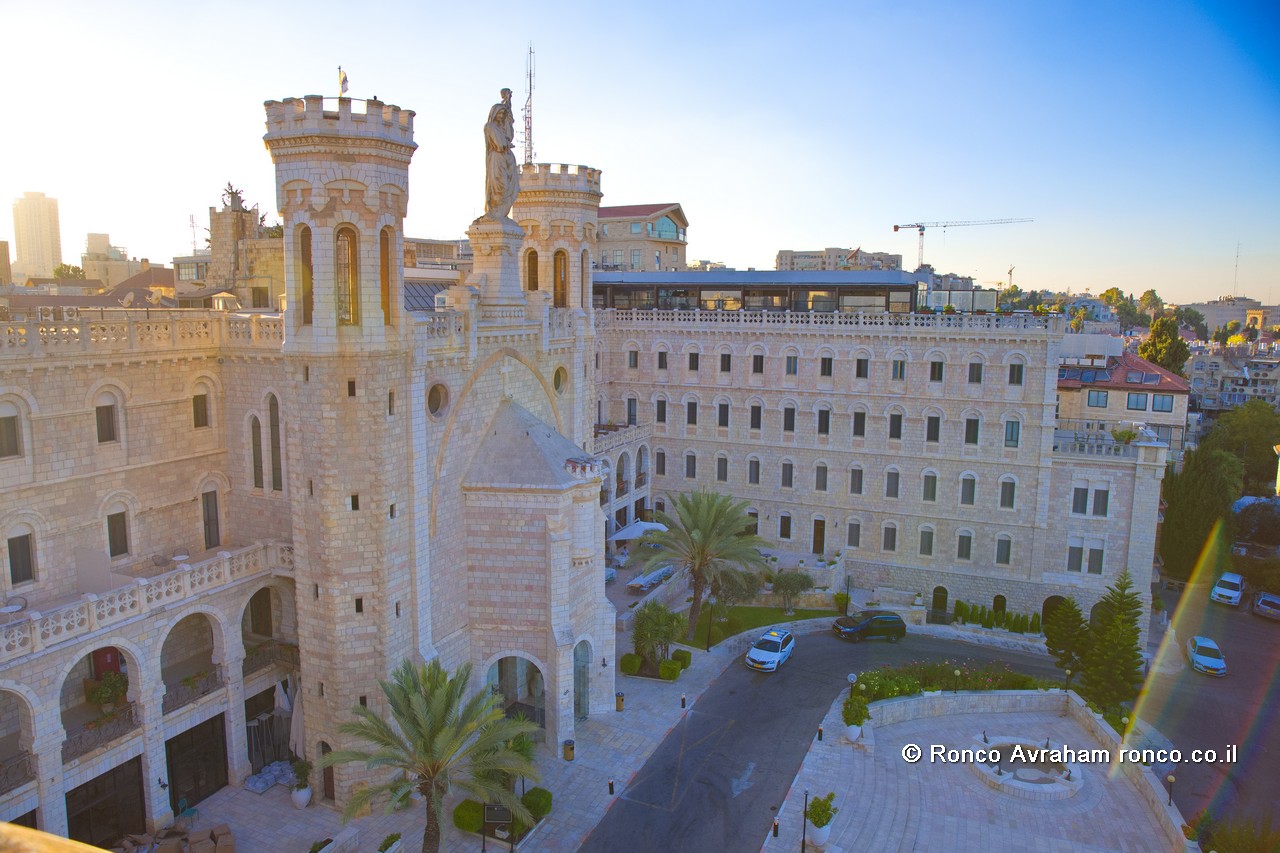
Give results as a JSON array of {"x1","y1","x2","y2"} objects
[
  {"x1": 1057, "y1": 351, "x2": 1190, "y2": 393},
  {"x1": 598, "y1": 204, "x2": 679, "y2": 219}
]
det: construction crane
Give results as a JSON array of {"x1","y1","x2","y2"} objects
[{"x1": 892, "y1": 218, "x2": 1033, "y2": 270}]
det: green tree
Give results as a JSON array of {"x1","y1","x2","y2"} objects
[
  {"x1": 1238, "y1": 502, "x2": 1280, "y2": 547},
  {"x1": 1138, "y1": 289, "x2": 1163, "y2": 317},
  {"x1": 1114, "y1": 300, "x2": 1147, "y2": 333},
  {"x1": 1160, "y1": 448, "x2": 1243, "y2": 580},
  {"x1": 315, "y1": 659, "x2": 540, "y2": 853},
  {"x1": 1099, "y1": 286, "x2": 1126, "y2": 306},
  {"x1": 710, "y1": 567, "x2": 762, "y2": 620},
  {"x1": 1043, "y1": 597, "x2": 1092, "y2": 675},
  {"x1": 631, "y1": 600, "x2": 684, "y2": 665},
  {"x1": 1200, "y1": 399, "x2": 1280, "y2": 496},
  {"x1": 52, "y1": 263, "x2": 85, "y2": 279},
  {"x1": 771, "y1": 570, "x2": 814, "y2": 615},
  {"x1": 1173, "y1": 306, "x2": 1208, "y2": 340},
  {"x1": 629, "y1": 490, "x2": 768, "y2": 642},
  {"x1": 1081, "y1": 571, "x2": 1145, "y2": 710},
  {"x1": 1069, "y1": 307, "x2": 1089, "y2": 332},
  {"x1": 1212, "y1": 319, "x2": 1243, "y2": 345},
  {"x1": 1137, "y1": 316, "x2": 1190, "y2": 376}
]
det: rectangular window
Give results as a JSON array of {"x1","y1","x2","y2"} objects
[
  {"x1": 718, "y1": 403, "x2": 729, "y2": 428},
  {"x1": 964, "y1": 418, "x2": 979, "y2": 445},
  {"x1": 817, "y1": 409, "x2": 830, "y2": 435},
  {"x1": 1008, "y1": 363, "x2": 1024, "y2": 385},
  {"x1": 748, "y1": 459, "x2": 760, "y2": 485},
  {"x1": 892, "y1": 359, "x2": 906, "y2": 381},
  {"x1": 929, "y1": 361, "x2": 944, "y2": 382},
  {"x1": 779, "y1": 515, "x2": 792, "y2": 540},
  {"x1": 1087, "y1": 390, "x2": 1108, "y2": 408},
  {"x1": 192, "y1": 394, "x2": 209, "y2": 429},
  {"x1": 720, "y1": 353, "x2": 732, "y2": 373},
  {"x1": 968, "y1": 362, "x2": 983, "y2": 384},
  {"x1": 1004, "y1": 420, "x2": 1020, "y2": 448},
  {"x1": 627, "y1": 398, "x2": 637, "y2": 426},
  {"x1": 957, "y1": 533, "x2": 972, "y2": 560},
  {"x1": 107, "y1": 511, "x2": 129, "y2": 557},
  {"x1": 926, "y1": 416, "x2": 940, "y2": 443},
  {"x1": 820, "y1": 357, "x2": 833, "y2": 377},
  {"x1": 889, "y1": 413, "x2": 903, "y2": 439},
  {"x1": 1092, "y1": 488, "x2": 1109, "y2": 517},
  {"x1": 96, "y1": 404, "x2": 118, "y2": 443},
  {"x1": 685, "y1": 454, "x2": 697, "y2": 479},
  {"x1": 630, "y1": 249, "x2": 642, "y2": 270},
  {"x1": 656, "y1": 399, "x2": 667, "y2": 423},
  {"x1": 1072, "y1": 487, "x2": 1089, "y2": 514},
  {"x1": 885, "y1": 471, "x2": 900, "y2": 499},
  {"x1": 785, "y1": 355, "x2": 798, "y2": 376},
  {"x1": 849, "y1": 468, "x2": 864, "y2": 495},
  {"x1": 783, "y1": 407, "x2": 796, "y2": 432},
  {"x1": 347, "y1": 380, "x2": 356, "y2": 397},
  {"x1": 1127, "y1": 393, "x2": 1148, "y2": 411},
  {"x1": 960, "y1": 478, "x2": 975, "y2": 505},
  {"x1": 996, "y1": 538, "x2": 1012, "y2": 565},
  {"x1": 781, "y1": 462, "x2": 793, "y2": 488},
  {"x1": 7, "y1": 533, "x2": 34, "y2": 585},
  {"x1": 0, "y1": 416, "x2": 20, "y2": 458},
  {"x1": 846, "y1": 522, "x2": 861, "y2": 548},
  {"x1": 1068, "y1": 545, "x2": 1083, "y2": 572},
  {"x1": 1087, "y1": 547, "x2": 1104, "y2": 574},
  {"x1": 750, "y1": 405, "x2": 762, "y2": 430},
  {"x1": 202, "y1": 490, "x2": 220, "y2": 549},
  {"x1": 657, "y1": 351, "x2": 668, "y2": 370},
  {"x1": 855, "y1": 358, "x2": 869, "y2": 379},
  {"x1": 919, "y1": 529, "x2": 934, "y2": 557},
  {"x1": 655, "y1": 451, "x2": 665, "y2": 476},
  {"x1": 1000, "y1": 480, "x2": 1016, "y2": 509},
  {"x1": 1152, "y1": 393, "x2": 1174, "y2": 413},
  {"x1": 628, "y1": 350, "x2": 638, "y2": 369},
  {"x1": 687, "y1": 401, "x2": 698, "y2": 426},
  {"x1": 923, "y1": 474, "x2": 937, "y2": 502},
  {"x1": 882, "y1": 526, "x2": 897, "y2": 552},
  {"x1": 752, "y1": 354, "x2": 764, "y2": 374},
  {"x1": 688, "y1": 352, "x2": 699, "y2": 371},
  {"x1": 716, "y1": 456, "x2": 728, "y2": 482},
  {"x1": 852, "y1": 411, "x2": 866, "y2": 437}
]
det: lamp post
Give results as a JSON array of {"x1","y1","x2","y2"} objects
[
  {"x1": 953, "y1": 668, "x2": 961, "y2": 693},
  {"x1": 1064, "y1": 668, "x2": 1072, "y2": 692},
  {"x1": 705, "y1": 595, "x2": 715, "y2": 651},
  {"x1": 1166, "y1": 774, "x2": 1175, "y2": 806},
  {"x1": 801, "y1": 788, "x2": 808, "y2": 852}
]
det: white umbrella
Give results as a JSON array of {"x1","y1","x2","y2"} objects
[
  {"x1": 273, "y1": 680, "x2": 292, "y2": 715},
  {"x1": 288, "y1": 685, "x2": 305, "y2": 760},
  {"x1": 608, "y1": 520, "x2": 667, "y2": 542}
]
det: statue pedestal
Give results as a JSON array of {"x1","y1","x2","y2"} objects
[{"x1": 467, "y1": 216, "x2": 526, "y2": 308}]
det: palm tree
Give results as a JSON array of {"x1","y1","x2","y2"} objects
[
  {"x1": 315, "y1": 659, "x2": 541, "y2": 853},
  {"x1": 631, "y1": 600, "x2": 684, "y2": 666},
  {"x1": 628, "y1": 490, "x2": 768, "y2": 643}
]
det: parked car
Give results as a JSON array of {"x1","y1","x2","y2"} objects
[
  {"x1": 744, "y1": 629, "x2": 795, "y2": 672},
  {"x1": 1185, "y1": 636, "x2": 1227, "y2": 677},
  {"x1": 1251, "y1": 591, "x2": 1280, "y2": 621},
  {"x1": 1209, "y1": 572, "x2": 1245, "y2": 607},
  {"x1": 832, "y1": 610, "x2": 906, "y2": 643}
]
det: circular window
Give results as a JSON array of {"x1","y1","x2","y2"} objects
[
  {"x1": 427, "y1": 384, "x2": 449, "y2": 417},
  {"x1": 553, "y1": 366, "x2": 567, "y2": 394}
]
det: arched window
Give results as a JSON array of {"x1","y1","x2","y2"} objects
[
  {"x1": 297, "y1": 225, "x2": 313, "y2": 325},
  {"x1": 526, "y1": 250, "x2": 539, "y2": 291},
  {"x1": 106, "y1": 500, "x2": 130, "y2": 559},
  {"x1": 5, "y1": 521, "x2": 37, "y2": 585},
  {"x1": 553, "y1": 250, "x2": 568, "y2": 307},
  {"x1": 268, "y1": 395, "x2": 283, "y2": 492},
  {"x1": 334, "y1": 226, "x2": 360, "y2": 325},
  {"x1": 250, "y1": 416, "x2": 264, "y2": 489},
  {"x1": 379, "y1": 227, "x2": 392, "y2": 324}
]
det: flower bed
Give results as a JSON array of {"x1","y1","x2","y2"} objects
[{"x1": 854, "y1": 660, "x2": 1052, "y2": 701}]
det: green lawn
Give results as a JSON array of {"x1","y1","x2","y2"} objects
[{"x1": 689, "y1": 605, "x2": 837, "y2": 648}]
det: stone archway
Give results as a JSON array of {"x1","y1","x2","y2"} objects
[
  {"x1": 573, "y1": 640, "x2": 591, "y2": 722},
  {"x1": 1042, "y1": 595, "x2": 1066, "y2": 626},
  {"x1": 486, "y1": 656, "x2": 546, "y2": 742},
  {"x1": 931, "y1": 586, "x2": 949, "y2": 613}
]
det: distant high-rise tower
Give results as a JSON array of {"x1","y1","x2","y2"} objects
[
  {"x1": 12, "y1": 192, "x2": 62, "y2": 278},
  {"x1": 0, "y1": 240, "x2": 11, "y2": 285}
]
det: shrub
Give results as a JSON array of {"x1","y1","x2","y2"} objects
[
  {"x1": 1029, "y1": 612, "x2": 1041, "y2": 634},
  {"x1": 954, "y1": 601, "x2": 968, "y2": 623},
  {"x1": 309, "y1": 841, "x2": 332, "y2": 853},
  {"x1": 982, "y1": 612, "x2": 995, "y2": 629},
  {"x1": 522, "y1": 787, "x2": 553, "y2": 822},
  {"x1": 833, "y1": 592, "x2": 850, "y2": 614},
  {"x1": 453, "y1": 799, "x2": 484, "y2": 833},
  {"x1": 89, "y1": 671, "x2": 128, "y2": 706},
  {"x1": 842, "y1": 694, "x2": 869, "y2": 726},
  {"x1": 619, "y1": 653, "x2": 641, "y2": 675},
  {"x1": 658, "y1": 660, "x2": 682, "y2": 681},
  {"x1": 292, "y1": 760, "x2": 312, "y2": 791},
  {"x1": 805, "y1": 792, "x2": 838, "y2": 828},
  {"x1": 671, "y1": 649, "x2": 692, "y2": 669},
  {"x1": 378, "y1": 833, "x2": 401, "y2": 852}
]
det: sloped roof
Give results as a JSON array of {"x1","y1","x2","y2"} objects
[
  {"x1": 404, "y1": 282, "x2": 448, "y2": 311},
  {"x1": 598, "y1": 203, "x2": 685, "y2": 224},
  {"x1": 464, "y1": 400, "x2": 587, "y2": 490},
  {"x1": 1057, "y1": 350, "x2": 1190, "y2": 393}
]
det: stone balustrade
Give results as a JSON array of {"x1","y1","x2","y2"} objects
[
  {"x1": 62, "y1": 703, "x2": 140, "y2": 764},
  {"x1": 0, "y1": 750, "x2": 34, "y2": 796},
  {"x1": 596, "y1": 308, "x2": 1064, "y2": 335},
  {"x1": 0, "y1": 310, "x2": 288, "y2": 360},
  {"x1": 592, "y1": 421, "x2": 652, "y2": 456},
  {"x1": 0, "y1": 542, "x2": 293, "y2": 667},
  {"x1": 161, "y1": 665, "x2": 226, "y2": 715}
]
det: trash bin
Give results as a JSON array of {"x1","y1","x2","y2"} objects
[
  {"x1": 563, "y1": 739, "x2": 575, "y2": 761},
  {"x1": 615, "y1": 692, "x2": 625, "y2": 712}
]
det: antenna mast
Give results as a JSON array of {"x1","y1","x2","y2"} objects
[
  {"x1": 522, "y1": 43, "x2": 536, "y2": 166},
  {"x1": 189, "y1": 214, "x2": 198, "y2": 255}
]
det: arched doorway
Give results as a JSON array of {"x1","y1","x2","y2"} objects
[
  {"x1": 1089, "y1": 602, "x2": 1108, "y2": 628},
  {"x1": 487, "y1": 657, "x2": 546, "y2": 742},
  {"x1": 319, "y1": 741, "x2": 335, "y2": 802},
  {"x1": 931, "y1": 586, "x2": 949, "y2": 613},
  {"x1": 992, "y1": 595, "x2": 1007, "y2": 615},
  {"x1": 1042, "y1": 595, "x2": 1066, "y2": 626},
  {"x1": 573, "y1": 641, "x2": 591, "y2": 722}
]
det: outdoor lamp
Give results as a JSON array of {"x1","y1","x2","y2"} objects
[{"x1": 1166, "y1": 774, "x2": 1175, "y2": 805}]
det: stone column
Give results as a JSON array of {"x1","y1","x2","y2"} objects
[
  {"x1": 31, "y1": 735, "x2": 68, "y2": 836},
  {"x1": 222, "y1": 655, "x2": 250, "y2": 785},
  {"x1": 466, "y1": 217, "x2": 527, "y2": 308},
  {"x1": 137, "y1": 690, "x2": 175, "y2": 832}
]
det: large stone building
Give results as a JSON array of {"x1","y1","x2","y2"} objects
[
  {"x1": 11, "y1": 192, "x2": 62, "y2": 280},
  {"x1": 776, "y1": 247, "x2": 903, "y2": 272},
  {"x1": 0, "y1": 95, "x2": 616, "y2": 845},
  {"x1": 596, "y1": 203, "x2": 687, "y2": 272}
]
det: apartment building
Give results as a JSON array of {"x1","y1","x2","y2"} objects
[
  {"x1": 776, "y1": 247, "x2": 903, "y2": 272},
  {"x1": 595, "y1": 203, "x2": 687, "y2": 272},
  {"x1": 1186, "y1": 347, "x2": 1280, "y2": 412}
]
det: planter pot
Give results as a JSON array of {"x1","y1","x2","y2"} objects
[
  {"x1": 380, "y1": 842, "x2": 403, "y2": 853},
  {"x1": 100, "y1": 703, "x2": 115, "y2": 714},
  {"x1": 291, "y1": 786, "x2": 312, "y2": 809},
  {"x1": 845, "y1": 724, "x2": 862, "y2": 743},
  {"x1": 807, "y1": 822, "x2": 832, "y2": 848}
]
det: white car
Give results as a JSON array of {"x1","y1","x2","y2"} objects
[
  {"x1": 1185, "y1": 635, "x2": 1227, "y2": 677},
  {"x1": 744, "y1": 629, "x2": 795, "y2": 672},
  {"x1": 1209, "y1": 572, "x2": 1245, "y2": 607}
]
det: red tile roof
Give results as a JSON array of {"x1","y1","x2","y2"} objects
[
  {"x1": 598, "y1": 203, "x2": 680, "y2": 219},
  {"x1": 1057, "y1": 350, "x2": 1190, "y2": 393}
]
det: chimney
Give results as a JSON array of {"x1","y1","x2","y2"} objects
[{"x1": 141, "y1": 258, "x2": 150, "y2": 271}]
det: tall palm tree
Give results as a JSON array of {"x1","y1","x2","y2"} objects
[
  {"x1": 629, "y1": 490, "x2": 768, "y2": 643},
  {"x1": 315, "y1": 659, "x2": 541, "y2": 853}
]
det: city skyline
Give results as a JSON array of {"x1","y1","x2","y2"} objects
[{"x1": 1, "y1": 0, "x2": 1277, "y2": 304}]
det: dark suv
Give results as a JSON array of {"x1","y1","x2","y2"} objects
[{"x1": 832, "y1": 610, "x2": 906, "y2": 643}]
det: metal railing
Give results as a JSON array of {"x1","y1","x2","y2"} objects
[
  {"x1": 162, "y1": 665, "x2": 225, "y2": 715},
  {"x1": 242, "y1": 639, "x2": 301, "y2": 677},
  {"x1": 62, "y1": 704, "x2": 140, "y2": 763},
  {"x1": 0, "y1": 751, "x2": 34, "y2": 795}
]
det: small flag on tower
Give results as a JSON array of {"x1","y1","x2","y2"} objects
[{"x1": 338, "y1": 66, "x2": 349, "y2": 96}]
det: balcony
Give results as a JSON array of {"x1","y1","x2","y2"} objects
[
  {"x1": 0, "y1": 750, "x2": 34, "y2": 796},
  {"x1": 162, "y1": 665, "x2": 225, "y2": 715},
  {"x1": 634, "y1": 472, "x2": 648, "y2": 489},
  {"x1": 615, "y1": 478, "x2": 629, "y2": 497},
  {"x1": 62, "y1": 703, "x2": 140, "y2": 764},
  {"x1": 242, "y1": 639, "x2": 300, "y2": 678},
  {"x1": 592, "y1": 421, "x2": 653, "y2": 456}
]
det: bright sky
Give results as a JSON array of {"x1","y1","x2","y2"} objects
[{"x1": 2, "y1": 0, "x2": 1277, "y2": 304}]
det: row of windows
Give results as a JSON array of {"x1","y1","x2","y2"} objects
[
  {"x1": 295, "y1": 225, "x2": 395, "y2": 326},
  {"x1": 1085, "y1": 390, "x2": 1176, "y2": 412},
  {"x1": 631, "y1": 350, "x2": 1026, "y2": 386}
]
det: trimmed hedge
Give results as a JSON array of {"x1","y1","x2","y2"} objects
[
  {"x1": 658, "y1": 660, "x2": 682, "y2": 681},
  {"x1": 671, "y1": 649, "x2": 692, "y2": 670},
  {"x1": 1029, "y1": 612, "x2": 1041, "y2": 634},
  {"x1": 453, "y1": 799, "x2": 484, "y2": 833},
  {"x1": 954, "y1": 601, "x2": 969, "y2": 622},
  {"x1": 619, "y1": 653, "x2": 642, "y2": 675},
  {"x1": 522, "y1": 786, "x2": 553, "y2": 821}
]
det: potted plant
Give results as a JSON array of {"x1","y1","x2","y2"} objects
[
  {"x1": 378, "y1": 832, "x2": 402, "y2": 853},
  {"x1": 943, "y1": 305, "x2": 956, "y2": 315},
  {"x1": 307, "y1": 839, "x2": 333, "y2": 853},
  {"x1": 842, "y1": 694, "x2": 869, "y2": 742},
  {"x1": 88, "y1": 671, "x2": 128, "y2": 713},
  {"x1": 913, "y1": 592, "x2": 924, "y2": 606},
  {"x1": 804, "y1": 791, "x2": 838, "y2": 848},
  {"x1": 291, "y1": 760, "x2": 313, "y2": 809}
]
